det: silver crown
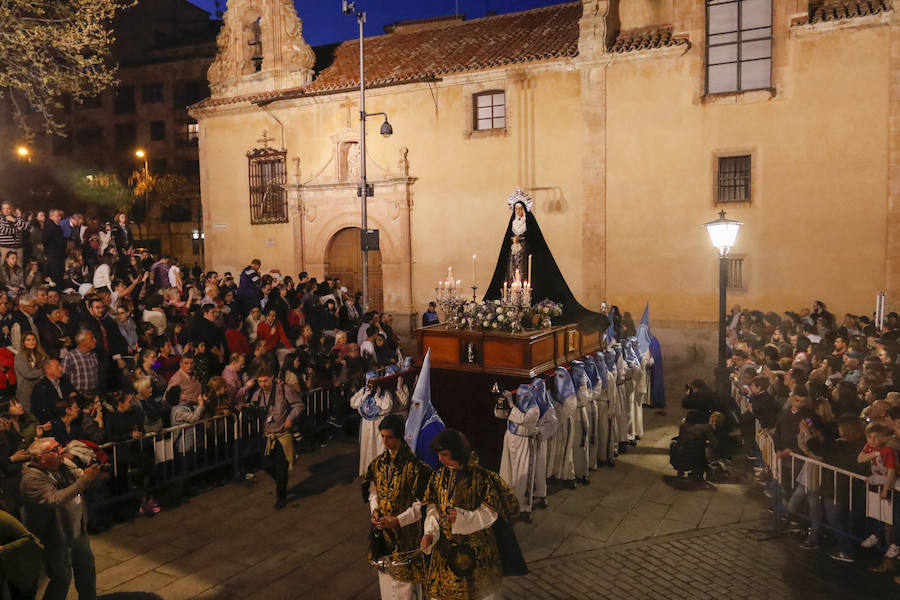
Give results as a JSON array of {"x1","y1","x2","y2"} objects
[{"x1": 506, "y1": 187, "x2": 534, "y2": 212}]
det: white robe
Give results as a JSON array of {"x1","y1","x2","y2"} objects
[
  {"x1": 615, "y1": 356, "x2": 630, "y2": 445},
  {"x1": 533, "y1": 402, "x2": 558, "y2": 500},
  {"x1": 495, "y1": 403, "x2": 540, "y2": 513},
  {"x1": 351, "y1": 387, "x2": 394, "y2": 476},
  {"x1": 572, "y1": 380, "x2": 593, "y2": 479},
  {"x1": 550, "y1": 392, "x2": 576, "y2": 481},
  {"x1": 604, "y1": 371, "x2": 621, "y2": 456},
  {"x1": 587, "y1": 384, "x2": 601, "y2": 469},
  {"x1": 593, "y1": 382, "x2": 611, "y2": 464}
]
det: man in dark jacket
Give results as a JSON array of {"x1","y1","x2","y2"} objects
[
  {"x1": 42, "y1": 210, "x2": 66, "y2": 287},
  {"x1": 682, "y1": 379, "x2": 718, "y2": 419},
  {"x1": 772, "y1": 386, "x2": 820, "y2": 495},
  {"x1": 77, "y1": 296, "x2": 128, "y2": 392},
  {"x1": 741, "y1": 375, "x2": 781, "y2": 458},
  {"x1": 30, "y1": 360, "x2": 79, "y2": 424},
  {"x1": 192, "y1": 304, "x2": 226, "y2": 365},
  {"x1": 237, "y1": 259, "x2": 263, "y2": 317},
  {"x1": 20, "y1": 438, "x2": 101, "y2": 600}
]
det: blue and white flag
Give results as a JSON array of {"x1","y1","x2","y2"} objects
[{"x1": 404, "y1": 349, "x2": 445, "y2": 469}]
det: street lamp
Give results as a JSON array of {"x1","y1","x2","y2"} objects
[
  {"x1": 343, "y1": 0, "x2": 394, "y2": 312},
  {"x1": 704, "y1": 209, "x2": 743, "y2": 399},
  {"x1": 135, "y1": 149, "x2": 150, "y2": 224}
]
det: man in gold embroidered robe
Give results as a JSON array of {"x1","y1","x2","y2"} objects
[{"x1": 364, "y1": 414, "x2": 432, "y2": 600}]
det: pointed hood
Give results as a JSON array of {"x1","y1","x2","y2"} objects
[
  {"x1": 404, "y1": 349, "x2": 445, "y2": 468},
  {"x1": 531, "y1": 377, "x2": 552, "y2": 417},
  {"x1": 571, "y1": 360, "x2": 590, "y2": 391},
  {"x1": 582, "y1": 355, "x2": 599, "y2": 388},
  {"x1": 637, "y1": 302, "x2": 651, "y2": 356},
  {"x1": 595, "y1": 351, "x2": 609, "y2": 388},
  {"x1": 549, "y1": 366, "x2": 575, "y2": 406}
]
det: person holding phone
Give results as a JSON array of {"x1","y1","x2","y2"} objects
[{"x1": 20, "y1": 438, "x2": 101, "y2": 600}]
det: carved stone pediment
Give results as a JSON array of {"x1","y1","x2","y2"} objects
[
  {"x1": 301, "y1": 128, "x2": 410, "y2": 186},
  {"x1": 208, "y1": 0, "x2": 315, "y2": 98}
]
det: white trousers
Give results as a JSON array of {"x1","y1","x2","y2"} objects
[{"x1": 378, "y1": 572, "x2": 422, "y2": 600}]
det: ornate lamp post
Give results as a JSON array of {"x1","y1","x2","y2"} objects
[
  {"x1": 343, "y1": 1, "x2": 393, "y2": 312},
  {"x1": 704, "y1": 210, "x2": 742, "y2": 399}
]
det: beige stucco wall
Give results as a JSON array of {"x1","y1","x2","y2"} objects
[{"x1": 604, "y1": 18, "x2": 890, "y2": 325}]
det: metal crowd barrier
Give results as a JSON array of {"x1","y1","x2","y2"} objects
[
  {"x1": 755, "y1": 422, "x2": 899, "y2": 545},
  {"x1": 82, "y1": 379, "x2": 361, "y2": 514}
]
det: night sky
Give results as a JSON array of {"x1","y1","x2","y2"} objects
[{"x1": 186, "y1": 0, "x2": 566, "y2": 46}]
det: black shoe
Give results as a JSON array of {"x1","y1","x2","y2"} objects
[
  {"x1": 274, "y1": 498, "x2": 287, "y2": 510},
  {"x1": 518, "y1": 512, "x2": 532, "y2": 523},
  {"x1": 533, "y1": 498, "x2": 548, "y2": 510},
  {"x1": 576, "y1": 477, "x2": 590, "y2": 485},
  {"x1": 606, "y1": 459, "x2": 616, "y2": 467},
  {"x1": 565, "y1": 479, "x2": 577, "y2": 489},
  {"x1": 627, "y1": 440, "x2": 637, "y2": 447}
]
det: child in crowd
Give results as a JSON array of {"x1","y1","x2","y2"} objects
[{"x1": 858, "y1": 422, "x2": 898, "y2": 561}]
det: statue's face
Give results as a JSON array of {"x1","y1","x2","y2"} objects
[{"x1": 515, "y1": 204, "x2": 525, "y2": 218}]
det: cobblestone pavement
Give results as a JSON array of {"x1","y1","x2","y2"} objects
[
  {"x1": 60, "y1": 363, "x2": 899, "y2": 598},
  {"x1": 504, "y1": 523, "x2": 900, "y2": 600}
]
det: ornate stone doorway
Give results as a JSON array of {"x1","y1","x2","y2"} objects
[{"x1": 325, "y1": 227, "x2": 383, "y2": 313}]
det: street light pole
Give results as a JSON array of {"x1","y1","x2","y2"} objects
[
  {"x1": 344, "y1": 2, "x2": 393, "y2": 313},
  {"x1": 704, "y1": 210, "x2": 743, "y2": 401},
  {"x1": 357, "y1": 9, "x2": 369, "y2": 313}
]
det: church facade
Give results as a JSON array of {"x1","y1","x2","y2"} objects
[{"x1": 191, "y1": 0, "x2": 900, "y2": 360}]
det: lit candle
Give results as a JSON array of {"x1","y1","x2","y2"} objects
[
  {"x1": 528, "y1": 254, "x2": 532, "y2": 285},
  {"x1": 472, "y1": 254, "x2": 477, "y2": 287}
]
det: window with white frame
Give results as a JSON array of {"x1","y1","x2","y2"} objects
[
  {"x1": 706, "y1": 0, "x2": 772, "y2": 94},
  {"x1": 473, "y1": 91, "x2": 506, "y2": 131}
]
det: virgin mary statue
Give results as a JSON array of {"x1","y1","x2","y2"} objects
[{"x1": 484, "y1": 188, "x2": 608, "y2": 328}]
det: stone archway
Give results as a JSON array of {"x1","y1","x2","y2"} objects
[{"x1": 325, "y1": 227, "x2": 383, "y2": 313}]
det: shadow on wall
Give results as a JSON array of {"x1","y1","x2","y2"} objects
[
  {"x1": 654, "y1": 323, "x2": 716, "y2": 366},
  {"x1": 530, "y1": 186, "x2": 567, "y2": 215}
]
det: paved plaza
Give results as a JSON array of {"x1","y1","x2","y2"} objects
[{"x1": 49, "y1": 366, "x2": 897, "y2": 599}]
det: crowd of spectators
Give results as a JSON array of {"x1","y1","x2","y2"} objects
[
  {"x1": 0, "y1": 201, "x2": 415, "y2": 597},
  {"x1": 715, "y1": 301, "x2": 900, "y2": 579}
]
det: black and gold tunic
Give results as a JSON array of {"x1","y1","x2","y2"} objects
[
  {"x1": 423, "y1": 454, "x2": 519, "y2": 600},
  {"x1": 363, "y1": 443, "x2": 432, "y2": 583}
]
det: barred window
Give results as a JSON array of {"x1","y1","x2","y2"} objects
[
  {"x1": 473, "y1": 91, "x2": 506, "y2": 131},
  {"x1": 247, "y1": 148, "x2": 288, "y2": 224},
  {"x1": 706, "y1": 0, "x2": 772, "y2": 94},
  {"x1": 717, "y1": 155, "x2": 751, "y2": 203},
  {"x1": 727, "y1": 257, "x2": 745, "y2": 288}
]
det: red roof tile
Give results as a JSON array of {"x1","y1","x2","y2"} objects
[
  {"x1": 609, "y1": 26, "x2": 688, "y2": 54},
  {"x1": 808, "y1": 0, "x2": 892, "y2": 24},
  {"x1": 304, "y1": 2, "x2": 581, "y2": 93},
  {"x1": 193, "y1": 2, "x2": 581, "y2": 109}
]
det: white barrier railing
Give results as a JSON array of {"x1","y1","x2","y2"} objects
[{"x1": 755, "y1": 424, "x2": 898, "y2": 528}]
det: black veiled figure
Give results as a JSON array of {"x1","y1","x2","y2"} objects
[{"x1": 484, "y1": 199, "x2": 608, "y2": 329}]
